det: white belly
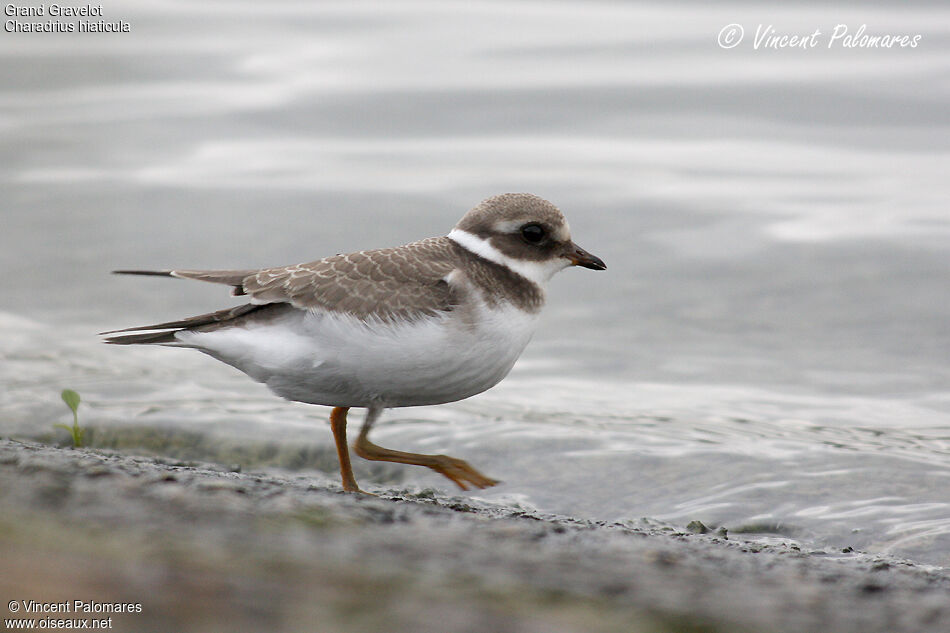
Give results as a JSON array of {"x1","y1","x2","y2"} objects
[{"x1": 178, "y1": 303, "x2": 538, "y2": 408}]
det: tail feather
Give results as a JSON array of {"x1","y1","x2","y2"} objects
[
  {"x1": 100, "y1": 303, "x2": 266, "y2": 345},
  {"x1": 102, "y1": 330, "x2": 179, "y2": 345}
]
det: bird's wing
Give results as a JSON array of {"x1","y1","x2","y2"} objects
[
  {"x1": 243, "y1": 237, "x2": 460, "y2": 321},
  {"x1": 114, "y1": 237, "x2": 462, "y2": 323}
]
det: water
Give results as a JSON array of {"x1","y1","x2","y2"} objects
[{"x1": 2, "y1": 1, "x2": 949, "y2": 565}]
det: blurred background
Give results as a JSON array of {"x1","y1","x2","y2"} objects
[{"x1": 2, "y1": 1, "x2": 949, "y2": 565}]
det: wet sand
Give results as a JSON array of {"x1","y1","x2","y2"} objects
[{"x1": 1, "y1": 438, "x2": 948, "y2": 633}]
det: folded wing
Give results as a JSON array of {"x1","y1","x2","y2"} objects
[{"x1": 104, "y1": 237, "x2": 463, "y2": 344}]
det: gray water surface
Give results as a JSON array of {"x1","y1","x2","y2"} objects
[{"x1": 2, "y1": 2, "x2": 949, "y2": 565}]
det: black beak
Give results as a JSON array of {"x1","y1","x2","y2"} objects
[{"x1": 565, "y1": 242, "x2": 606, "y2": 270}]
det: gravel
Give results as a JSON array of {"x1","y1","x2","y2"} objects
[{"x1": 1, "y1": 438, "x2": 948, "y2": 633}]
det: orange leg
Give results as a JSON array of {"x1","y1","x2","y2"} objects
[
  {"x1": 353, "y1": 408, "x2": 499, "y2": 491},
  {"x1": 329, "y1": 407, "x2": 368, "y2": 494}
]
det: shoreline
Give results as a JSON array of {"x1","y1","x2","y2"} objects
[{"x1": 2, "y1": 438, "x2": 948, "y2": 632}]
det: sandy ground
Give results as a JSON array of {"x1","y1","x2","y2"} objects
[{"x1": 1, "y1": 438, "x2": 948, "y2": 633}]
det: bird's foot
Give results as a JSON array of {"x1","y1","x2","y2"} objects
[
  {"x1": 425, "y1": 455, "x2": 499, "y2": 491},
  {"x1": 353, "y1": 436, "x2": 499, "y2": 491},
  {"x1": 341, "y1": 484, "x2": 377, "y2": 496}
]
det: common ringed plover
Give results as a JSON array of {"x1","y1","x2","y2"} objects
[{"x1": 103, "y1": 193, "x2": 606, "y2": 493}]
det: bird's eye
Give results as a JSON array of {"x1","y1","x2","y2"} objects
[{"x1": 520, "y1": 223, "x2": 546, "y2": 244}]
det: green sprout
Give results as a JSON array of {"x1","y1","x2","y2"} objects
[{"x1": 55, "y1": 388, "x2": 85, "y2": 448}]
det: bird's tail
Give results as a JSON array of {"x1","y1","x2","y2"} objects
[
  {"x1": 100, "y1": 304, "x2": 264, "y2": 345},
  {"x1": 102, "y1": 330, "x2": 179, "y2": 345}
]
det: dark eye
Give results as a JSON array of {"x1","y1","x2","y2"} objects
[{"x1": 520, "y1": 223, "x2": 546, "y2": 244}]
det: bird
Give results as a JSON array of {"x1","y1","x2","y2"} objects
[{"x1": 102, "y1": 193, "x2": 606, "y2": 493}]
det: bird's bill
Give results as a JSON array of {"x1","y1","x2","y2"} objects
[{"x1": 565, "y1": 242, "x2": 606, "y2": 270}]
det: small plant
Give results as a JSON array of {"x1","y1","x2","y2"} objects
[{"x1": 56, "y1": 388, "x2": 84, "y2": 448}]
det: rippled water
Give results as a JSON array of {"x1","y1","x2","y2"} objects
[{"x1": 2, "y1": 2, "x2": 949, "y2": 566}]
